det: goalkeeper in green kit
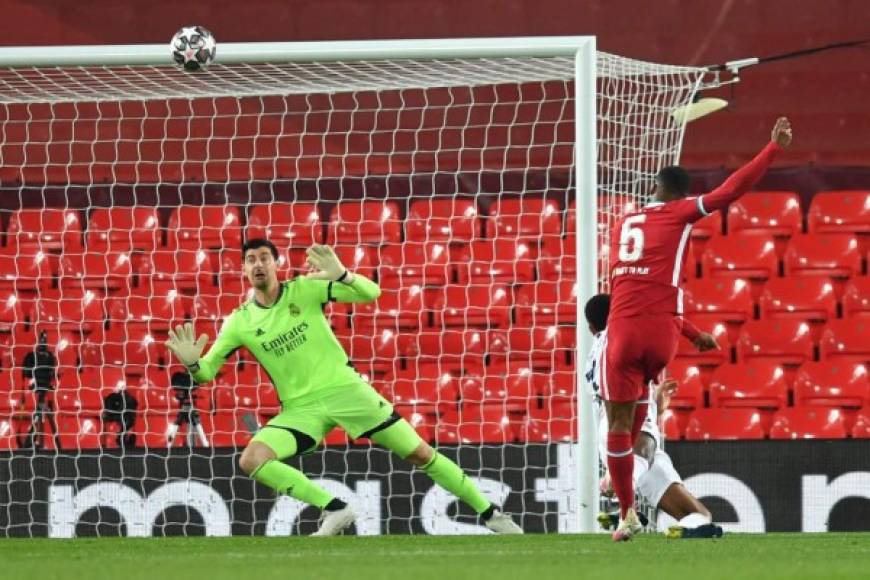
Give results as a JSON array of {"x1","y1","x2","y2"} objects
[{"x1": 166, "y1": 238, "x2": 522, "y2": 535}]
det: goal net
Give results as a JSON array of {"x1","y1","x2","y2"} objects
[{"x1": 0, "y1": 38, "x2": 709, "y2": 537}]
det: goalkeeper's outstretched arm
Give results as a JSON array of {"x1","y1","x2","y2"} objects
[
  {"x1": 305, "y1": 244, "x2": 381, "y2": 304},
  {"x1": 166, "y1": 320, "x2": 241, "y2": 383}
]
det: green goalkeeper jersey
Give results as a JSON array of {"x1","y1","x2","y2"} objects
[{"x1": 191, "y1": 275, "x2": 380, "y2": 403}]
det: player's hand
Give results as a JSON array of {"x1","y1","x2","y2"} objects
[
  {"x1": 165, "y1": 322, "x2": 208, "y2": 368},
  {"x1": 305, "y1": 245, "x2": 352, "y2": 282},
  {"x1": 655, "y1": 378, "x2": 679, "y2": 410},
  {"x1": 772, "y1": 117, "x2": 792, "y2": 148},
  {"x1": 692, "y1": 332, "x2": 720, "y2": 352}
]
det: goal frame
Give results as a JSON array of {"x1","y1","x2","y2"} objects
[{"x1": 0, "y1": 36, "x2": 600, "y2": 533}]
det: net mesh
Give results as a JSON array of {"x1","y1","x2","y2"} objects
[{"x1": 0, "y1": 50, "x2": 706, "y2": 536}]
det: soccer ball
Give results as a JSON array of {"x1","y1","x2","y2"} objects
[{"x1": 170, "y1": 26, "x2": 216, "y2": 71}]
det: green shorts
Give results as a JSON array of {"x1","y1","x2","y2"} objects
[{"x1": 251, "y1": 380, "x2": 394, "y2": 459}]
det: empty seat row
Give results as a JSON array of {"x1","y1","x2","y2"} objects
[{"x1": 6, "y1": 189, "x2": 868, "y2": 255}]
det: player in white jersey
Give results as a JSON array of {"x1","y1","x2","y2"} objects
[{"x1": 584, "y1": 294, "x2": 723, "y2": 538}]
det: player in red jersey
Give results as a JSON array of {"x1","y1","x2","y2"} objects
[{"x1": 603, "y1": 117, "x2": 793, "y2": 541}]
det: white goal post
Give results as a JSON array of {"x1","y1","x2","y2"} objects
[{"x1": 0, "y1": 37, "x2": 710, "y2": 537}]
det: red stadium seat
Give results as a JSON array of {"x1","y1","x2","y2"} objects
[
  {"x1": 701, "y1": 232, "x2": 778, "y2": 284},
  {"x1": 460, "y1": 367, "x2": 544, "y2": 413},
  {"x1": 327, "y1": 201, "x2": 402, "y2": 245},
  {"x1": 329, "y1": 245, "x2": 377, "y2": 281},
  {"x1": 139, "y1": 249, "x2": 215, "y2": 293},
  {"x1": 86, "y1": 207, "x2": 161, "y2": 253},
  {"x1": 683, "y1": 278, "x2": 754, "y2": 324},
  {"x1": 660, "y1": 409, "x2": 683, "y2": 440},
  {"x1": 851, "y1": 410, "x2": 870, "y2": 438},
  {"x1": 665, "y1": 362, "x2": 705, "y2": 410},
  {"x1": 354, "y1": 285, "x2": 425, "y2": 330},
  {"x1": 727, "y1": 191, "x2": 803, "y2": 240},
  {"x1": 437, "y1": 406, "x2": 516, "y2": 444},
  {"x1": 687, "y1": 211, "x2": 723, "y2": 269},
  {"x1": 736, "y1": 319, "x2": 814, "y2": 367},
  {"x1": 59, "y1": 252, "x2": 134, "y2": 294},
  {"x1": 8, "y1": 208, "x2": 83, "y2": 255},
  {"x1": 684, "y1": 408, "x2": 765, "y2": 440},
  {"x1": 56, "y1": 414, "x2": 102, "y2": 450},
  {"x1": 379, "y1": 242, "x2": 451, "y2": 287},
  {"x1": 515, "y1": 281, "x2": 577, "y2": 326},
  {"x1": 430, "y1": 285, "x2": 511, "y2": 328},
  {"x1": 691, "y1": 210, "x2": 723, "y2": 243},
  {"x1": 488, "y1": 326, "x2": 573, "y2": 370},
  {"x1": 167, "y1": 205, "x2": 242, "y2": 250},
  {"x1": 55, "y1": 383, "x2": 104, "y2": 413},
  {"x1": 545, "y1": 369, "x2": 577, "y2": 405},
  {"x1": 454, "y1": 239, "x2": 536, "y2": 285},
  {"x1": 820, "y1": 319, "x2": 870, "y2": 364},
  {"x1": 0, "y1": 251, "x2": 56, "y2": 292},
  {"x1": 539, "y1": 235, "x2": 577, "y2": 281},
  {"x1": 843, "y1": 278, "x2": 870, "y2": 318},
  {"x1": 342, "y1": 328, "x2": 399, "y2": 374},
  {"x1": 807, "y1": 190, "x2": 870, "y2": 239},
  {"x1": 246, "y1": 203, "x2": 321, "y2": 247},
  {"x1": 0, "y1": 291, "x2": 26, "y2": 333},
  {"x1": 675, "y1": 317, "x2": 730, "y2": 366},
  {"x1": 759, "y1": 277, "x2": 837, "y2": 324},
  {"x1": 106, "y1": 290, "x2": 189, "y2": 333},
  {"x1": 487, "y1": 197, "x2": 562, "y2": 240},
  {"x1": 93, "y1": 327, "x2": 162, "y2": 374},
  {"x1": 404, "y1": 328, "x2": 487, "y2": 370},
  {"x1": 794, "y1": 362, "x2": 869, "y2": 409},
  {"x1": 30, "y1": 289, "x2": 105, "y2": 334},
  {"x1": 405, "y1": 198, "x2": 479, "y2": 243},
  {"x1": 389, "y1": 365, "x2": 459, "y2": 415},
  {"x1": 769, "y1": 408, "x2": 847, "y2": 439},
  {"x1": 784, "y1": 234, "x2": 861, "y2": 280},
  {"x1": 520, "y1": 402, "x2": 576, "y2": 443},
  {"x1": 709, "y1": 362, "x2": 789, "y2": 409}
]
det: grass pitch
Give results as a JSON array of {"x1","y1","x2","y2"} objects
[{"x1": 2, "y1": 533, "x2": 867, "y2": 580}]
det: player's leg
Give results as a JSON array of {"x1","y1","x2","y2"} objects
[
  {"x1": 603, "y1": 318, "x2": 649, "y2": 541},
  {"x1": 329, "y1": 381, "x2": 522, "y2": 533},
  {"x1": 638, "y1": 451, "x2": 722, "y2": 539},
  {"x1": 240, "y1": 409, "x2": 353, "y2": 535}
]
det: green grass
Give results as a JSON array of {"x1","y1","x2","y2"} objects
[{"x1": 2, "y1": 533, "x2": 868, "y2": 580}]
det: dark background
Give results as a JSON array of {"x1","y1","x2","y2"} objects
[{"x1": 1, "y1": 0, "x2": 868, "y2": 168}]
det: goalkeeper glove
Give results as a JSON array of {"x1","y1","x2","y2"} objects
[
  {"x1": 305, "y1": 245, "x2": 353, "y2": 283},
  {"x1": 165, "y1": 322, "x2": 209, "y2": 369}
]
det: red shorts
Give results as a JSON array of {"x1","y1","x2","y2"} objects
[{"x1": 601, "y1": 315, "x2": 680, "y2": 403}]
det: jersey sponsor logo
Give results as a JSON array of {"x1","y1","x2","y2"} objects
[
  {"x1": 261, "y1": 321, "x2": 310, "y2": 356},
  {"x1": 288, "y1": 303, "x2": 301, "y2": 317},
  {"x1": 612, "y1": 265, "x2": 650, "y2": 276}
]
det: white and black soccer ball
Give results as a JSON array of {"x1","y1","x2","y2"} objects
[{"x1": 170, "y1": 26, "x2": 216, "y2": 71}]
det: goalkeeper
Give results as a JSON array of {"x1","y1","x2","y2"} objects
[{"x1": 166, "y1": 238, "x2": 522, "y2": 536}]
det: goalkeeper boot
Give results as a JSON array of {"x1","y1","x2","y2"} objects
[
  {"x1": 484, "y1": 509, "x2": 524, "y2": 534},
  {"x1": 311, "y1": 505, "x2": 356, "y2": 537},
  {"x1": 612, "y1": 507, "x2": 643, "y2": 542}
]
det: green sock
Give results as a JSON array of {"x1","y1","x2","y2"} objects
[
  {"x1": 423, "y1": 452, "x2": 492, "y2": 514},
  {"x1": 250, "y1": 459, "x2": 334, "y2": 509}
]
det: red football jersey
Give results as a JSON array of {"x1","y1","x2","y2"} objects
[
  {"x1": 608, "y1": 141, "x2": 782, "y2": 321},
  {"x1": 608, "y1": 198, "x2": 702, "y2": 319}
]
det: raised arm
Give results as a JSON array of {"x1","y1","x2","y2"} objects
[
  {"x1": 305, "y1": 244, "x2": 381, "y2": 304},
  {"x1": 166, "y1": 320, "x2": 241, "y2": 384},
  {"x1": 696, "y1": 117, "x2": 792, "y2": 216}
]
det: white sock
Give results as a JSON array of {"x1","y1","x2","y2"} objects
[
  {"x1": 679, "y1": 512, "x2": 712, "y2": 528},
  {"x1": 632, "y1": 455, "x2": 649, "y2": 484}
]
